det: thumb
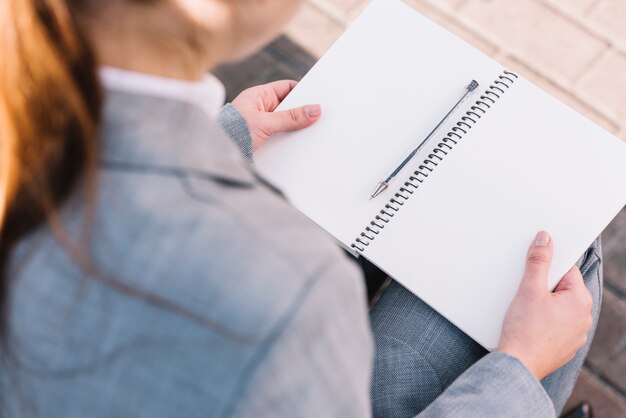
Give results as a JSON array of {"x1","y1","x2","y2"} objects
[
  {"x1": 263, "y1": 104, "x2": 322, "y2": 134},
  {"x1": 520, "y1": 231, "x2": 553, "y2": 291},
  {"x1": 554, "y1": 266, "x2": 593, "y2": 316},
  {"x1": 554, "y1": 266, "x2": 584, "y2": 293}
]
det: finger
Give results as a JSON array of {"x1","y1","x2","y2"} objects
[
  {"x1": 266, "y1": 80, "x2": 298, "y2": 102},
  {"x1": 554, "y1": 267, "x2": 593, "y2": 310},
  {"x1": 259, "y1": 80, "x2": 299, "y2": 111},
  {"x1": 520, "y1": 231, "x2": 553, "y2": 291},
  {"x1": 262, "y1": 105, "x2": 322, "y2": 134}
]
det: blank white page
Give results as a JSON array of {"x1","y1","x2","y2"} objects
[
  {"x1": 254, "y1": 0, "x2": 626, "y2": 350},
  {"x1": 365, "y1": 76, "x2": 626, "y2": 349},
  {"x1": 254, "y1": 0, "x2": 504, "y2": 247}
]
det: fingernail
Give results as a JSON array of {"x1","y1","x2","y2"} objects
[
  {"x1": 534, "y1": 231, "x2": 550, "y2": 247},
  {"x1": 305, "y1": 104, "x2": 321, "y2": 118}
]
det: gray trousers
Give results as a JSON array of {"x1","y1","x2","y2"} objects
[{"x1": 369, "y1": 237, "x2": 602, "y2": 417}]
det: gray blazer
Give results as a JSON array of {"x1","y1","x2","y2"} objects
[{"x1": 1, "y1": 89, "x2": 555, "y2": 417}]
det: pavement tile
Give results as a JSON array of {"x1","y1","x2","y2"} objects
[
  {"x1": 213, "y1": 51, "x2": 275, "y2": 102},
  {"x1": 588, "y1": 0, "x2": 626, "y2": 51},
  {"x1": 604, "y1": 348, "x2": 626, "y2": 396},
  {"x1": 458, "y1": 0, "x2": 606, "y2": 86},
  {"x1": 419, "y1": 0, "x2": 469, "y2": 14},
  {"x1": 605, "y1": 250, "x2": 626, "y2": 297},
  {"x1": 494, "y1": 53, "x2": 619, "y2": 134},
  {"x1": 283, "y1": 3, "x2": 345, "y2": 58},
  {"x1": 310, "y1": 0, "x2": 366, "y2": 24},
  {"x1": 263, "y1": 35, "x2": 318, "y2": 77},
  {"x1": 576, "y1": 50, "x2": 626, "y2": 123},
  {"x1": 312, "y1": 0, "x2": 364, "y2": 16},
  {"x1": 587, "y1": 290, "x2": 626, "y2": 371},
  {"x1": 564, "y1": 369, "x2": 626, "y2": 418},
  {"x1": 542, "y1": 0, "x2": 598, "y2": 17},
  {"x1": 602, "y1": 208, "x2": 626, "y2": 254},
  {"x1": 402, "y1": 0, "x2": 499, "y2": 57},
  {"x1": 214, "y1": 36, "x2": 314, "y2": 102},
  {"x1": 601, "y1": 207, "x2": 626, "y2": 295}
]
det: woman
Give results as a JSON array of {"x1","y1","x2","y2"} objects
[{"x1": 0, "y1": 0, "x2": 600, "y2": 416}]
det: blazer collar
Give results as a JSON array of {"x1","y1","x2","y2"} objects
[{"x1": 100, "y1": 89, "x2": 255, "y2": 186}]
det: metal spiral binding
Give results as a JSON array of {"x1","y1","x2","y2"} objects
[{"x1": 350, "y1": 70, "x2": 519, "y2": 252}]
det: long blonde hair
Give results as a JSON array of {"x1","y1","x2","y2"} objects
[{"x1": 0, "y1": 0, "x2": 102, "y2": 337}]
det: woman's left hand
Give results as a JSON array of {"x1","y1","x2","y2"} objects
[{"x1": 231, "y1": 80, "x2": 322, "y2": 151}]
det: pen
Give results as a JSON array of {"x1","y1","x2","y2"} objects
[{"x1": 370, "y1": 80, "x2": 480, "y2": 200}]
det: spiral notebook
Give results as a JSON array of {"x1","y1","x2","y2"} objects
[{"x1": 254, "y1": 0, "x2": 626, "y2": 349}]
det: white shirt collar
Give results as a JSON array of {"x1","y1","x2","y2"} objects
[{"x1": 99, "y1": 66, "x2": 226, "y2": 118}]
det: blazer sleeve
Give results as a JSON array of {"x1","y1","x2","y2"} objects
[
  {"x1": 417, "y1": 352, "x2": 556, "y2": 418},
  {"x1": 217, "y1": 104, "x2": 254, "y2": 163},
  {"x1": 229, "y1": 257, "x2": 556, "y2": 418}
]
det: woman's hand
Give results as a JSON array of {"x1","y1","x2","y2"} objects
[
  {"x1": 231, "y1": 80, "x2": 321, "y2": 151},
  {"x1": 497, "y1": 231, "x2": 593, "y2": 381}
]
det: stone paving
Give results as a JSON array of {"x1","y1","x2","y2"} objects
[{"x1": 217, "y1": 0, "x2": 626, "y2": 416}]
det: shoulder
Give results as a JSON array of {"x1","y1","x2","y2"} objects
[
  {"x1": 4, "y1": 91, "x2": 369, "y2": 416},
  {"x1": 9, "y1": 89, "x2": 368, "y2": 346},
  {"x1": 95, "y1": 88, "x2": 368, "y2": 340}
]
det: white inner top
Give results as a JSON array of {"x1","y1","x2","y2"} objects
[{"x1": 99, "y1": 66, "x2": 226, "y2": 118}]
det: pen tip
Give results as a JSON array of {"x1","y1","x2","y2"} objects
[{"x1": 370, "y1": 182, "x2": 389, "y2": 200}]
